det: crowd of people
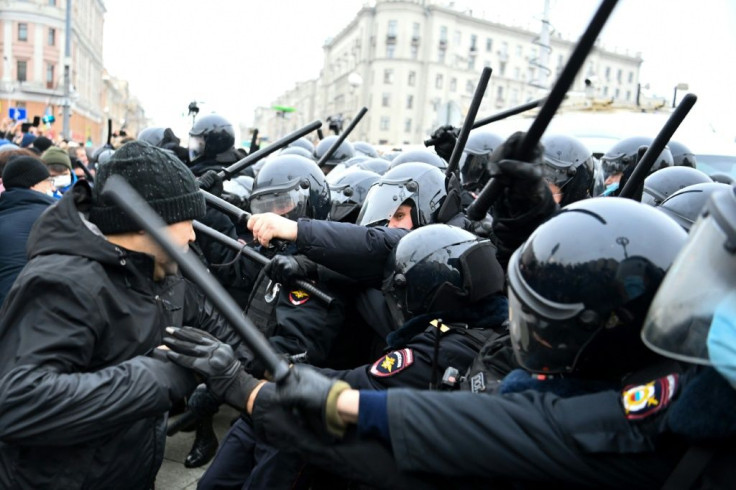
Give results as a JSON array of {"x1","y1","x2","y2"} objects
[{"x1": 0, "y1": 106, "x2": 734, "y2": 490}]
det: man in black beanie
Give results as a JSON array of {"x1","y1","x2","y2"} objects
[{"x1": 0, "y1": 141, "x2": 247, "y2": 489}]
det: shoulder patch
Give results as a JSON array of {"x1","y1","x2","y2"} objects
[
  {"x1": 288, "y1": 289, "x2": 310, "y2": 306},
  {"x1": 370, "y1": 348, "x2": 414, "y2": 378},
  {"x1": 622, "y1": 374, "x2": 679, "y2": 421}
]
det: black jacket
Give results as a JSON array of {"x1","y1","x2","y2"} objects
[
  {"x1": 0, "y1": 183, "x2": 242, "y2": 489},
  {"x1": 0, "y1": 187, "x2": 55, "y2": 306}
]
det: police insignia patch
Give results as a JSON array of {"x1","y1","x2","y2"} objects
[
  {"x1": 370, "y1": 349, "x2": 414, "y2": 377},
  {"x1": 288, "y1": 290, "x2": 310, "y2": 306},
  {"x1": 622, "y1": 374, "x2": 679, "y2": 420}
]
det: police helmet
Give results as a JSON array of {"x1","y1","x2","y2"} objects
[
  {"x1": 329, "y1": 155, "x2": 370, "y2": 181},
  {"x1": 280, "y1": 146, "x2": 315, "y2": 160},
  {"x1": 600, "y1": 136, "x2": 674, "y2": 183},
  {"x1": 353, "y1": 141, "x2": 379, "y2": 158},
  {"x1": 93, "y1": 147, "x2": 115, "y2": 167},
  {"x1": 383, "y1": 224, "x2": 505, "y2": 327},
  {"x1": 328, "y1": 169, "x2": 380, "y2": 223},
  {"x1": 657, "y1": 182, "x2": 732, "y2": 231},
  {"x1": 356, "y1": 162, "x2": 447, "y2": 228},
  {"x1": 356, "y1": 158, "x2": 390, "y2": 175},
  {"x1": 667, "y1": 140, "x2": 697, "y2": 168},
  {"x1": 188, "y1": 114, "x2": 235, "y2": 162},
  {"x1": 389, "y1": 149, "x2": 447, "y2": 171},
  {"x1": 137, "y1": 127, "x2": 167, "y2": 147},
  {"x1": 642, "y1": 166, "x2": 712, "y2": 206},
  {"x1": 314, "y1": 135, "x2": 354, "y2": 167},
  {"x1": 508, "y1": 197, "x2": 687, "y2": 379},
  {"x1": 540, "y1": 134, "x2": 596, "y2": 205},
  {"x1": 250, "y1": 155, "x2": 331, "y2": 220},
  {"x1": 287, "y1": 137, "x2": 315, "y2": 154},
  {"x1": 458, "y1": 131, "x2": 504, "y2": 191}
]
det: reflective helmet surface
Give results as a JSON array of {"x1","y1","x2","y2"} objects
[
  {"x1": 327, "y1": 169, "x2": 380, "y2": 222},
  {"x1": 667, "y1": 140, "x2": 697, "y2": 168},
  {"x1": 508, "y1": 197, "x2": 687, "y2": 378},
  {"x1": 356, "y1": 158, "x2": 390, "y2": 175},
  {"x1": 382, "y1": 224, "x2": 504, "y2": 327},
  {"x1": 287, "y1": 137, "x2": 315, "y2": 154},
  {"x1": 280, "y1": 146, "x2": 315, "y2": 160},
  {"x1": 657, "y1": 182, "x2": 732, "y2": 231},
  {"x1": 389, "y1": 149, "x2": 447, "y2": 171},
  {"x1": 188, "y1": 114, "x2": 235, "y2": 162},
  {"x1": 250, "y1": 155, "x2": 331, "y2": 220},
  {"x1": 540, "y1": 134, "x2": 595, "y2": 187},
  {"x1": 459, "y1": 131, "x2": 504, "y2": 190},
  {"x1": 137, "y1": 127, "x2": 167, "y2": 147},
  {"x1": 314, "y1": 136, "x2": 355, "y2": 167},
  {"x1": 353, "y1": 141, "x2": 379, "y2": 158},
  {"x1": 600, "y1": 136, "x2": 673, "y2": 182},
  {"x1": 356, "y1": 162, "x2": 447, "y2": 228},
  {"x1": 642, "y1": 166, "x2": 712, "y2": 206}
]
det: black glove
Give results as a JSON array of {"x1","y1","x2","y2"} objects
[
  {"x1": 149, "y1": 348, "x2": 198, "y2": 402},
  {"x1": 164, "y1": 326, "x2": 262, "y2": 411},
  {"x1": 469, "y1": 214, "x2": 494, "y2": 239},
  {"x1": 264, "y1": 254, "x2": 318, "y2": 288},
  {"x1": 197, "y1": 169, "x2": 224, "y2": 197},
  {"x1": 187, "y1": 384, "x2": 221, "y2": 417},
  {"x1": 429, "y1": 125, "x2": 460, "y2": 162},
  {"x1": 276, "y1": 365, "x2": 351, "y2": 437}
]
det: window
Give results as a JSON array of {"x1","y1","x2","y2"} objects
[
  {"x1": 17, "y1": 60, "x2": 27, "y2": 82},
  {"x1": 18, "y1": 23, "x2": 28, "y2": 41},
  {"x1": 465, "y1": 80, "x2": 474, "y2": 94},
  {"x1": 615, "y1": 88, "x2": 620, "y2": 98},
  {"x1": 386, "y1": 44, "x2": 395, "y2": 58},
  {"x1": 380, "y1": 116, "x2": 390, "y2": 131},
  {"x1": 46, "y1": 63, "x2": 55, "y2": 88},
  {"x1": 514, "y1": 67, "x2": 520, "y2": 80},
  {"x1": 501, "y1": 41, "x2": 508, "y2": 55},
  {"x1": 438, "y1": 48, "x2": 446, "y2": 63},
  {"x1": 467, "y1": 55, "x2": 476, "y2": 70},
  {"x1": 408, "y1": 71, "x2": 416, "y2": 86},
  {"x1": 404, "y1": 118, "x2": 412, "y2": 133},
  {"x1": 511, "y1": 89, "x2": 519, "y2": 105},
  {"x1": 435, "y1": 74, "x2": 443, "y2": 89},
  {"x1": 49, "y1": 0, "x2": 57, "y2": 5},
  {"x1": 486, "y1": 38, "x2": 493, "y2": 52},
  {"x1": 628, "y1": 71, "x2": 634, "y2": 83},
  {"x1": 384, "y1": 69, "x2": 394, "y2": 84},
  {"x1": 617, "y1": 69, "x2": 622, "y2": 83},
  {"x1": 412, "y1": 22, "x2": 420, "y2": 40},
  {"x1": 388, "y1": 20, "x2": 397, "y2": 38},
  {"x1": 470, "y1": 34, "x2": 477, "y2": 51},
  {"x1": 382, "y1": 93, "x2": 391, "y2": 107},
  {"x1": 439, "y1": 26, "x2": 448, "y2": 42},
  {"x1": 48, "y1": 28, "x2": 56, "y2": 46},
  {"x1": 603, "y1": 86, "x2": 609, "y2": 96},
  {"x1": 450, "y1": 77, "x2": 457, "y2": 92},
  {"x1": 604, "y1": 66, "x2": 611, "y2": 81},
  {"x1": 410, "y1": 44, "x2": 418, "y2": 60},
  {"x1": 515, "y1": 44, "x2": 522, "y2": 56},
  {"x1": 453, "y1": 30, "x2": 461, "y2": 46},
  {"x1": 498, "y1": 61, "x2": 506, "y2": 77},
  {"x1": 496, "y1": 86, "x2": 504, "y2": 101},
  {"x1": 626, "y1": 90, "x2": 631, "y2": 101},
  {"x1": 406, "y1": 95, "x2": 413, "y2": 109}
]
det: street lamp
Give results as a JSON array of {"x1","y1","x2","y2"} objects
[{"x1": 672, "y1": 82, "x2": 689, "y2": 108}]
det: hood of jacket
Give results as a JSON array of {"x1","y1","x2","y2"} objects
[{"x1": 0, "y1": 187, "x2": 56, "y2": 212}]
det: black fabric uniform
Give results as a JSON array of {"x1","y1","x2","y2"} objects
[{"x1": 0, "y1": 184, "x2": 244, "y2": 489}]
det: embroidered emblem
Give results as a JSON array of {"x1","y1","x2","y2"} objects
[
  {"x1": 370, "y1": 348, "x2": 415, "y2": 377},
  {"x1": 470, "y1": 372, "x2": 486, "y2": 393},
  {"x1": 288, "y1": 289, "x2": 310, "y2": 306},
  {"x1": 622, "y1": 374, "x2": 679, "y2": 420}
]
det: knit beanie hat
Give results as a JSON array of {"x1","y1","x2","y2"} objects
[
  {"x1": 41, "y1": 146, "x2": 73, "y2": 170},
  {"x1": 89, "y1": 140, "x2": 205, "y2": 234},
  {"x1": 33, "y1": 136, "x2": 54, "y2": 153},
  {"x1": 1, "y1": 156, "x2": 50, "y2": 188}
]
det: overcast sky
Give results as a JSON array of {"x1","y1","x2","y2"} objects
[{"x1": 102, "y1": 0, "x2": 736, "y2": 141}]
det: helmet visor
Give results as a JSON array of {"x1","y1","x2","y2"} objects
[
  {"x1": 541, "y1": 158, "x2": 576, "y2": 187},
  {"x1": 459, "y1": 153, "x2": 490, "y2": 189},
  {"x1": 250, "y1": 180, "x2": 309, "y2": 220},
  {"x1": 600, "y1": 153, "x2": 628, "y2": 182},
  {"x1": 642, "y1": 190, "x2": 736, "y2": 367},
  {"x1": 357, "y1": 179, "x2": 416, "y2": 227},
  {"x1": 188, "y1": 135, "x2": 205, "y2": 162}
]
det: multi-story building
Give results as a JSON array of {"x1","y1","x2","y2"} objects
[
  {"x1": 0, "y1": 0, "x2": 145, "y2": 145},
  {"x1": 256, "y1": 0, "x2": 642, "y2": 146}
]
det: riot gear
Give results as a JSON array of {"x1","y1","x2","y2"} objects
[
  {"x1": 327, "y1": 169, "x2": 380, "y2": 223},
  {"x1": 667, "y1": 140, "x2": 697, "y2": 168},
  {"x1": 314, "y1": 136, "x2": 354, "y2": 167},
  {"x1": 458, "y1": 131, "x2": 504, "y2": 191},
  {"x1": 540, "y1": 134, "x2": 596, "y2": 206},
  {"x1": 600, "y1": 136, "x2": 674, "y2": 183},
  {"x1": 188, "y1": 114, "x2": 235, "y2": 162},
  {"x1": 389, "y1": 149, "x2": 447, "y2": 171},
  {"x1": 250, "y1": 155, "x2": 331, "y2": 220},
  {"x1": 356, "y1": 158, "x2": 390, "y2": 175},
  {"x1": 656, "y1": 182, "x2": 731, "y2": 231},
  {"x1": 280, "y1": 146, "x2": 315, "y2": 160},
  {"x1": 382, "y1": 224, "x2": 504, "y2": 328},
  {"x1": 329, "y1": 155, "x2": 369, "y2": 181},
  {"x1": 353, "y1": 141, "x2": 379, "y2": 158},
  {"x1": 287, "y1": 137, "x2": 315, "y2": 154},
  {"x1": 508, "y1": 197, "x2": 687, "y2": 379},
  {"x1": 641, "y1": 166, "x2": 712, "y2": 206},
  {"x1": 356, "y1": 162, "x2": 448, "y2": 228},
  {"x1": 137, "y1": 127, "x2": 168, "y2": 147}
]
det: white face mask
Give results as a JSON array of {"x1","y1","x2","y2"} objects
[
  {"x1": 45, "y1": 189, "x2": 56, "y2": 197},
  {"x1": 52, "y1": 174, "x2": 72, "y2": 188}
]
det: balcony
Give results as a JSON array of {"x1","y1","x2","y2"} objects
[
  {"x1": 411, "y1": 36, "x2": 420, "y2": 46},
  {"x1": 386, "y1": 34, "x2": 397, "y2": 45}
]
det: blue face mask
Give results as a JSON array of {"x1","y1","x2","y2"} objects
[
  {"x1": 601, "y1": 181, "x2": 619, "y2": 196},
  {"x1": 706, "y1": 292, "x2": 736, "y2": 389}
]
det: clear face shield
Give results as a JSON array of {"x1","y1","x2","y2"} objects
[
  {"x1": 249, "y1": 178, "x2": 310, "y2": 221},
  {"x1": 188, "y1": 135, "x2": 206, "y2": 162},
  {"x1": 356, "y1": 178, "x2": 418, "y2": 227},
  {"x1": 642, "y1": 187, "x2": 736, "y2": 386},
  {"x1": 459, "y1": 152, "x2": 491, "y2": 190}
]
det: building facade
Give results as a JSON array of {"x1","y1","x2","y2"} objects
[
  {"x1": 256, "y1": 0, "x2": 642, "y2": 146},
  {"x1": 0, "y1": 0, "x2": 145, "y2": 146}
]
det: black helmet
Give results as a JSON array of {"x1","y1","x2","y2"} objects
[
  {"x1": 657, "y1": 182, "x2": 732, "y2": 231},
  {"x1": 356, "y1": 162, "x2": 448, "y2": 228},
  {"x1": 287, "y1": 137, "x2": 315, "y2": 154},
  {"x1": 280, "y1": 146, "x2": 315, "y2": 160},
  {"x1": 137, "y1": 127, "x2": 167, "y2": 147},
  {"x1": 314, "y1": 135, "x2": 354, "y2": 167},
  {"x1": 459, "y1": 131, "x2": 504, "y2": 191},
  {"x1": 540, "y1": 134, "x2": 596, "y2": 205},
  {"x1": 250, "y1": 155, "x2": 331, "y2": 220},
  {"x1": 356, "y1": 157, "x2": 390, "y2": 175},
  {"x1": 389, "y1": 149, "x2": 447, "y2": 171},
  {"x1": 353, "y1": 141, "x2": 379, "y2": 158},
  {"x1": 188, "y1": 114, "x2": 235, "y2": 162},
  {"x1": 600, "y1": 136, "x2": 674, "y2": 183},
  {"x1": 327, "y1": 169, "x2": 380, "y2": 223},
  {"x1": 382, "y1": 224, "x2": 505, "y2": 327},
  {"x1": 92, "y1": 147, "x2": 115, "y2": 167},
  {"x1": 642, "y1": 166, "x2": 712, "y2": 206},
  {"x1": 667, "y1": 140, "x2": 697, "y2": 168},
  {"x1": 508, "y1": 197, "x2": 687, "y2": 379}
]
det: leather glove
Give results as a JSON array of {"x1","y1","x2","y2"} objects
[
  {"x1": 197, "y1": 169, "x2": 224, "y2": 197},
  {"x1": 149, "y1": 348, "x2": 198, "y2": 402},
  {"x1": 429, "y1": 125, "x2": 459, "y2": 162},
  {"x1": 164, "y1": 326, "x2": 262, "y2": 411},
  {"x1": 264, "y1": 254, "x2": 318, "y2": 288},
  {"x1": 469, "y1": 214, "x2": 494, "y2": 239},
  {"x1": 276, "y1": 364, "x2": 351, "y2": 438},
  {"x1": 187, "y1": 384, "x2": 221, "y2": 417}
]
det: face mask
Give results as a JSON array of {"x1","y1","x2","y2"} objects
[
  {"x1": 45, "y1": 189, "x2": 55, "y2": 197},
  {"x1": 53, "y1": 174, "x2": 72, "y2": 189},
  {"x1": 706, "y1": 292, "x2": 736, "y2": 389},
  {"x1": 601, "y1": 181, "x2": 619, "y2": 196}
]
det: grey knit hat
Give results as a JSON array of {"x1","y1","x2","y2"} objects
[{"x1": 89, "y1": 140, "x2": 205, "y2": 234}]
